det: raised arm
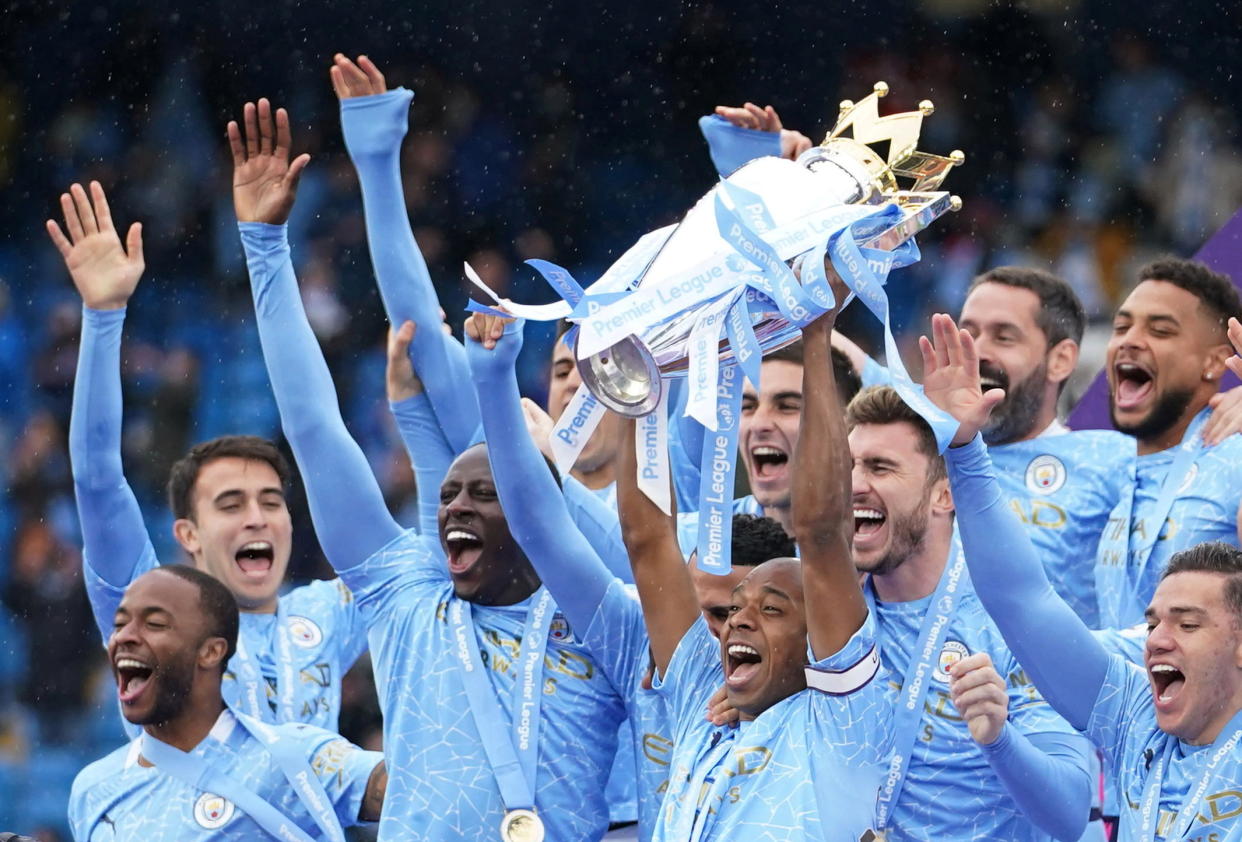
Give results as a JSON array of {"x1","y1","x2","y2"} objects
[
  {"x1": 50, "y1": 181, "x2": 157, "y2": 639},
  {"x1": 386, "y1": 320, "x2": 453, "y2": 538},
  {"x1": 462, "y1": 313, "x2": 617, "y2": 634},
  {"x1": 333, "y1": 54, "x2": 481, "y2": 453},
  {"x1": 792, "y1": 297, "x2": 867, "y2": 658},
  {"x1": 921, "y1": 313, "x2": 1109, "y2": 728},
  {"x1": 230, "y1": 98, "x2": 403, "y2": 570},
  {"x1": 617, "y1": 412, "x2": 699, "y2": 676}
]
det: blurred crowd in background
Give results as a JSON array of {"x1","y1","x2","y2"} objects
[{"x1": 1, "y1": 0, "x2": 1240, "y2": 835}]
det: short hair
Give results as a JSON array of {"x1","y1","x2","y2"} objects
[
  {"x1": 731, "y1": 514, "x2": 795, "y2": 567},
  {"x1": 157, "y1": 565, "x2": 240, "y2": 666},
  {"x1": 461, "y1": 441, "x2": 562, "y2": 490},
  {"x1": 168, "y1": 436, "x2": 291, "y2": 520},
  {"x1": 968, "y1": 266, "x2": 1086, "y2": 347},
  {"x1": 1137, "y1": 257, "x2": 1241, "y2": 335},
  {"x1": 1161, "y1": 541, "x2": 1242, "y2": 623},
  {"x1": 845, "y1": 386, "x2": 945, "y2": 482},
  {"x1": 764, "y1": 341, "x2": 863, "y2": 405}
]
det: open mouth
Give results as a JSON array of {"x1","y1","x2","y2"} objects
[
  {"x1": 978, "y1": 363, "x2": 1008, "y2": 394},
  {"x1": 235, "y1": 541, "x2": 274, "y2": 578},
  {"x1": 854, "y1": 507, "x2": 887, "y2": 537},
  {"x1": 444, "y1": 527, "x2": 484, "y2": 575},
  {"x1": 1150, "y1": 663, "x2": 1186, "y2": 705},
  {"x1": 116, "y1": 656, "x2": 154, "y2": 705},
  {"x1": 1114, "y1": 362, "x2": 1154, "y2": 410},
  {"x1": 750, "y1": 445, "x2": 789, "y2": 480},
  {"x1": 726, "y1": 642, "x2": 763, "y2": 688}
]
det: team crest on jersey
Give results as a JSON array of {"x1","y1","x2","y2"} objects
[
  {"x1": 193, "y1": 793, "x2": 235, "y2": 828},
  {"x1": 286, "y1": 616, "x2": 323, "y2": 648},
  {"x1": 549, "y1": 612, "x2": 575, "y2": 642},
  {"x1": 933, "y1": 640, "x2": 970, "y2": 683},
  {"x1": 1024, "y1": 454, "x2": 1067, "y2": 495},
  {"x1": 1177, "y1": 463, "x2": 1198, "y2": 494}
]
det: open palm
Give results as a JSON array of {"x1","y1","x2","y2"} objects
[
  {"x1": 919, "y1": 313, "x2": 1005, "y2": 446},
  {"x1": 228, "y1": 98, "x2": 310, "y2": 224},
  {"x1": 46, "y1": 181, "x2": 144, "y2": 310}
]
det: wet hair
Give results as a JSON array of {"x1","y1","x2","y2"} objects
[
  {"x1": 731, "y1": 514, "x2": 796, "y2": 567},
  {"x1": 764, "y1": 341, "x2": 863, "y2": 404},
  {"x1": 845, "y1": 386, "x2": 946, "y2": 483},
  {"x1": 168, "y1": 436, "x2": 291, "y2": 520},
  {"x1": 1161, "y1": 541, "x2": 1242, "y2": 624},
  {"x1": 157, "y1": 565, "x2": 240, "y2": 667},
  {"x1": 1136, "y1": 257, "x2": 1241, "y2": 337},
  {"x1": 968, "y1": 266, "x2": 1086, "y2": 347}
]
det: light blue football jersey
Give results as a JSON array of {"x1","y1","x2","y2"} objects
[
  {"x1": 653, "y1": 615, "x2": 890, "y2": 841},
  {"x1": 1097, "y1": 410, "x2": 1242, "y2": 625},
  {"x1": 85, "y1": 565, "x2": 368, "y2": 732},
  {"x1": 873, "y1": 577, "x2": 1082, "y2": 842},
  {"x1": 339, "y1": 529, "x2": 639, "y2": 840},
  {"x1": 1088, "y1": 655, "x2": 1242, "y2": 840},
  {"x1": 68, "y1": 708, "x2": 380, "y2": 840},
  {"x1": 990, "y1": 430, "x2": 1134, "y2": 628},
  {"x1": 580, "y1": 580, "x2": 673, "y2": 842}
]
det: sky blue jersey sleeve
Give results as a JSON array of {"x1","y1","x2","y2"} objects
[
  {"x1": 240, "y1": 222, "x2": 404, "y2": 572},
  {"x1": 340, "y1": 88, "x2": 482, "y2": 453},
  {"x1": 561, "y1": 475, "x2": 633, "y2": 583},
  {"x1": 389, "y1": 392, "x2": 452, "y2": 539},
  {"x1": 979, "y1": 725, "x2": 1094, "y2": 841},
  {"x1": 945, "y1": 434, "x2": 1111, "y2": 731},
  {"x1": 698, "y1": 114, "x2": 782, "y2": 177},
  {"x1": 464, "y1": 320, "x2": 644, "y2": 683},
  {"x1": 70, "y1": 306, "x2": 158, "y2": 641}
]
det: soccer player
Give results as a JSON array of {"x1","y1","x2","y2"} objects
[
  {"x1": 69, "y1": 565, "x2": 385, "y2": 839},
  {"x1": 845, "y1": 383, "x2": 1094, "y2": 840},
  {"x1": 47, "y1": 181, "x2": 368, "y2": 731},
  {"x1": 1096, "y1": 258, "x2": 1242, "y2": 626},
  {"x1": 464, "y1": 307, "x2": 801, "y2": 840},
  {"x1": 619, "y1": 293, "x2": 891, "y2": 839},
  {"x1": 232, "y1": 94, "x2": 639, "y2": 840},
  {"x1": 923, "y1": 311, "x2": 1242, "y2": 841}
]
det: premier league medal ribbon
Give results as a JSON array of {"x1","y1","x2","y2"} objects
[{"x1": 461, "y1": 82, "x2": 965, "y2": 571}]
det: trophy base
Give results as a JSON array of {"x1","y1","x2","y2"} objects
[{"x1": 575, "y1": 334, "x2": 663, "y2": 417}]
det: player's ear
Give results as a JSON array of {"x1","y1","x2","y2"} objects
[
  {"x1": 1045, "y1": 338, "x2": 1078, "y2": 386},
  {"x1": 173, "y1": 518, "x2": 201, "y2": 557},
  {"x1": 198, "y1": 636, "x2": 229, "y2": 671},
  {"x1": 930, "y1": 475, "x2": 954, "y2": 517}
]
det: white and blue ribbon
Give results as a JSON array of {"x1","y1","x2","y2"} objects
[
  {"x1": 230, "y1": 601, "x2": 299, "y2": 724},
  {"x1": 869, "y1": 533, "x2": 968, "y2": 831},
  {"x1": 449, "y1": 589, "x2": 554, "y2": 814},
  {"x1": 1138, "y1": 709, "x2": 1242, "y2": 842},
  {"x1": 695, "y1": 363, "x2": 743, "y2": 574},
  {"x1": 139, "y1": 709, "x2": 345, "y2": 842}
]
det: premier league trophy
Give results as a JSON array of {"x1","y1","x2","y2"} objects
[
  {"x1": 571, "y1": 81, "x2": 964, "y2": 416},
  {"x1": 465, "y1": 81, "x2": 964, "y2": 573}
]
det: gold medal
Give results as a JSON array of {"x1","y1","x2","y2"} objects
[{"x1": 500, "y1": 809, "x2": 545, "y2": 842}]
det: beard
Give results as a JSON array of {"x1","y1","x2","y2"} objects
[
  {"x1": 132, "y1": 654, "x2": 197, "y2": 727},
  {"x1": 1110, "y1": 385, "x2": 1196, "y2": 441},
  {"x1": 860, "y1": 495, "x2": 931, "y2": 577},
  {"x1": 981, "y1": 360, "x2": 1049, "y2": 445}
]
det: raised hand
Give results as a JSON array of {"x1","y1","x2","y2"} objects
[
  {"x1": 948, "y1": 653, "x2": 1008, "y2": 746},
  {"x1": 227, "y1": 98, "x2": 310, "y2": 225},
  {"x1": 713, "y1": 101, "x2": 813, "y2": 160},
  {"x1": 386, "y1": 320, "x2": 423, "y2": 403},
  {"x1": 330, "y1": 53, "x2": 387, "y2": 99},
  {"x1": 463, "y1": 311, "x2": 512, "y2": 350},
  {"x1": 520, "y1": 398, "x2": 555, "y2": 461},
  {"x1": 46, "y1": 181, "x2": 144, "y2": 310},
  {"x1": 919, "y1": 313, "x2": 1005, "y2": 447}
]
